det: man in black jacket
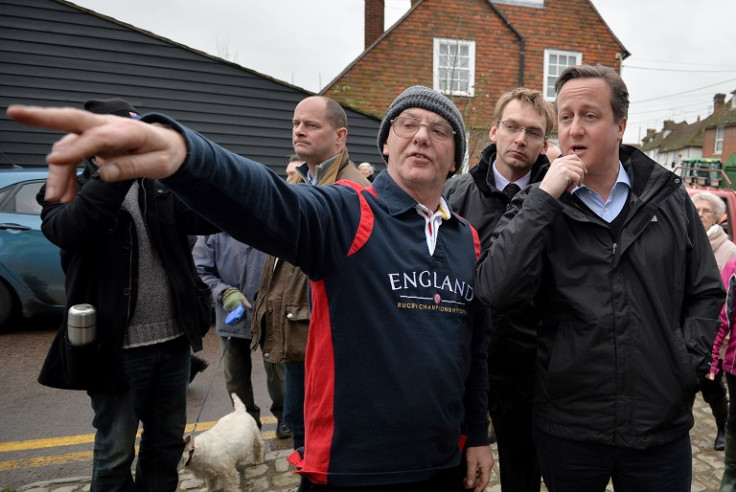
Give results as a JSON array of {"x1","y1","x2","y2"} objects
[
  {"x1": 36, "y1": 98, "x2": 218, "y2": 492},
  {"x1": 444, "y1": 88, "x2": 554, "y2": 492},
  {"x1": 475, "y1": 65, "x2": 724, "y2": 492}
]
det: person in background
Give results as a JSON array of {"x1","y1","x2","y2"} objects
[
  {"x1": 710, "y1": 257, "x2": 736, "y2": 490},
  {"x1": 444, "y1": 87, "x2": 554, "y2": 492},
  {"x1": 693, "y1": 191, "x2": 736, "y2": 270},
  {"x1": 192, "y1": 232, "x2": 284, "y2": 432},
  {"x1": 9, "y1": 83, "x2": 494, "y2": 491},
  {"x1": 358, "y1": 161, "x2": 375, "y2": 182},
  {"x1": 692, "y1": 190, "x2": 735, "y2": 451},
  {"x1": 286, "y1": 154, "x2": 301, "y2": 179},
  {"x1": 251, "y1": 95, "x2": 369, "y2": 449},
  {"x1": 475, "y1": 64, "x2": 724, "y2": 492},
  {"x1": 544, "y1": 141, "x2": 562, "y2": 162},
  {"x1": 34, "y1": 98, "x2": 218, "y2": 491}
]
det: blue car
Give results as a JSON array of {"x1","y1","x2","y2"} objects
[{"x1": 0, "y1": 168, "x2": 65, "y2": 328}]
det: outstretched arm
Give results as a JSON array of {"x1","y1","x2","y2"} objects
[{"x1": 7, "y1": 105, "x2": 186, "y2": 202}]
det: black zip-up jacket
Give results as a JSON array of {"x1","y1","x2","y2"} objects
[
  {"x1": 444, "y1": 143, "x2": 549, "y2": 247},
  {"x1": 475, "y1": 146, "x2": 725, "y2": 448},
  {"x1": 36, "y1": 160, "x2": 218, "y2": 392},
  {"x1": 444, "y1": 144, "x2": 549, "y2": 409}
]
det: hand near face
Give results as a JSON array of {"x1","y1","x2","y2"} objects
[
  {"x1": 6, "y1": 105, "x2": 187, "y2": 202},
  {"x1": 538, "y1": 153, "x2": 586, "y2": 199}
]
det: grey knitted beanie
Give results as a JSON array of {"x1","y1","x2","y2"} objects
[{"x1": 377, "y1": 85, "x2": 465, "y2": 176}]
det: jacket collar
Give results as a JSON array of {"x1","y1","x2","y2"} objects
[
  {"x1": 294, "y1": 148, "x2": 351, "y2": 186},
  {"x1": 372, "y1": 171, "x2": 460, "y2": 223},
  {"x1": 471, "y1": 143, "x2": 550, "y2": 196}
]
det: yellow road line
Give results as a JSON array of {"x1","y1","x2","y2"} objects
[
  {"x1": 0, "y1": 431, "x2": 282, "y2": 471},
  {"x1": 0, "y1": 450, "x2": 94, "y2": 471},
  {"x1": 0, "y1": 415, "x2": 277, "y2": 453}
]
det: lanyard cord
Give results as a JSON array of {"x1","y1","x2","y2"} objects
[{"x1": 190, "y1": 336, "x2": 230, "y2": 435}]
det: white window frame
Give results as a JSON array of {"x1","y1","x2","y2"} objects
[
  {"x1": 543, "y1": 49, "x2": 582, "y2": 100},
  {"x1": 715, "y1": 126, "x2": 725, "y2": 154},
  {"x1": 433, "y1": 38, "x2": 475, "y2": 97}
]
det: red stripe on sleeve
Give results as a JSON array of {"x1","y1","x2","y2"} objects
[
  {"x1": 297, "y1": 280, "x2": 335, "y2": 485},
  {"x1": 348, "y1": 190, "x2": 374, "y2": 256}
]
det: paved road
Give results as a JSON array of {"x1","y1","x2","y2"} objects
[{"x1": 0, "y1": 318, "x2": 290, "y2": 489}]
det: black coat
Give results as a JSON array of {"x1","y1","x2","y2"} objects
[
  {"x1": 444, "y1": 144, "x2": 549, "y2": 409},
  {"x1": 444, "y1": 143, "x2": 549, "y2": 248},
  {"x1": 476, "y1": 146, "x2": 725, "y2": 448},
  {"x1": 36, "y1": 161, "x2": 218, "y2": 392}
]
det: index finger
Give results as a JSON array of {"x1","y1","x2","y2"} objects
[
  {"x1": 8, "y1": 105, "x2": 112, "y2": 168},
  {"x1": 7, "y1": 105, "x2": 104, "y2": 136}
]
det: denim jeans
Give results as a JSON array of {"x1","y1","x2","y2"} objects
[
  {"x1": 88, "y1": 336, "x2": 190, "y2": 492},
  {"x1": 284, "y1": 361, "x2": 305, "y2": 449}
]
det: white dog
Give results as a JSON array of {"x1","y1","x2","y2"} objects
[{"x1": 179, "y1": 393, "x2": 264, "y2": 492}]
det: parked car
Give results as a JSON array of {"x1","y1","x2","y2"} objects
[{"x1": 0, "y1": 168, "x2": 65, "y2": 329}]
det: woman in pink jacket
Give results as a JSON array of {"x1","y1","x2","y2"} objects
[{"x1": 710, "y1": 257, "x2": 736, "y2": 491}]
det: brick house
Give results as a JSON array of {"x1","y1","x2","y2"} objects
[
  {"x1": 322, "y1": 0, "x2": 629, "y2": 166},
  {"x1": 640, "y1": 92, "x2": 736, "y2": 172},
  {"x1": 703, "y1": 92, "x2": 736, "y2": 164},
  {"x1": 639, "y1": 119, "x2": 706, "y2": 170}
]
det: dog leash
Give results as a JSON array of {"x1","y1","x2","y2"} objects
[{"x1": 190, "y1": 336, "x2": 230, "y2": 435}]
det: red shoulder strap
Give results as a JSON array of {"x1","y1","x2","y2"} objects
[{"x1": 336, "y1": 180, "x2": 375, "y2": 256}]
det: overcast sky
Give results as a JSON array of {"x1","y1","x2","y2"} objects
[{"x1": 70, "y1": 0, "x2": 736, "y2": 145}]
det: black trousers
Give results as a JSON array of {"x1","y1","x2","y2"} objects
[
  {"x1": 535, "y1": 430, "x2": 691, "y2": 492},
  {"x1": 490, "y1": 397, "x2": 541, "y2": 492}
]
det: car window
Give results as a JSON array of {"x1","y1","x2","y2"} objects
[{"x1": 14, "y1": 181, "x2": 43, "y2": 215}]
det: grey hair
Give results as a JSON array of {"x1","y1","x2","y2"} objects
[{"x1": 692, "y1": 191, "x2": 725, "y2": 218}]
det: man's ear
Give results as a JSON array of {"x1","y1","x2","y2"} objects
[
  {"x1": 617, "y1": 117, "x2": 627, "y2": 142},
  {"x1": 336, "y1": 127, "x2": 348, "y2": 146},
  {"x1": 489, "y1": 125, "x2": 499, "y2": 143}
]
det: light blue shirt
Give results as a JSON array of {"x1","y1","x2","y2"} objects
[{"x1": 571, "y1": 163, "x2": 630, "y2": 223}]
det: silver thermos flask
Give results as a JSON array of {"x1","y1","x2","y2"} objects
[{"x1": 67, "y1": 304, "x2": 97, "y2": 346}]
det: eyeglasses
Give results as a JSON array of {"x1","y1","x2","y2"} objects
[
  {"x1": 391, "y1": 116, "x2": 455, "y2": 142},
  {"x1": 696, "y1": 207, "x2": 714, "y2": 215},
  {"x1": 499, "y1": 120, "x2": 546, "y2": 142}
]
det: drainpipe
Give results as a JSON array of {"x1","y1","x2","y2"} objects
[{"x1": 487, "y1": 1, "x2": 525, "y2": 86}]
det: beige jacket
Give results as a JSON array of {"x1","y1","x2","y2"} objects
[{"x1": 708, "y1": 224, "x2": 736, "y2": 271}]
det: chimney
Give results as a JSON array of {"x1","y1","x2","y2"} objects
[
  {"x1": 646, "y1": 129, "x2": 656, "y2": 139},
  {"x1": 365, "y1": 0, "x2": 384, "y2": 50},
  {"x1": 714, "y1": 93, "x2": 726, "y2": 113},
  {"x1": 663, "y1": 120, "x2": 675, "y2": 130}
]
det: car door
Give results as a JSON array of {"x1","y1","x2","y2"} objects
[{"x1": 0, "y1": 177, "x2": 66, "y2": 320}]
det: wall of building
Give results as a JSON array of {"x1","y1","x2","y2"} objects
[{"x1": 0, "y1": 0, "x2": 383, "y2": 173}]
